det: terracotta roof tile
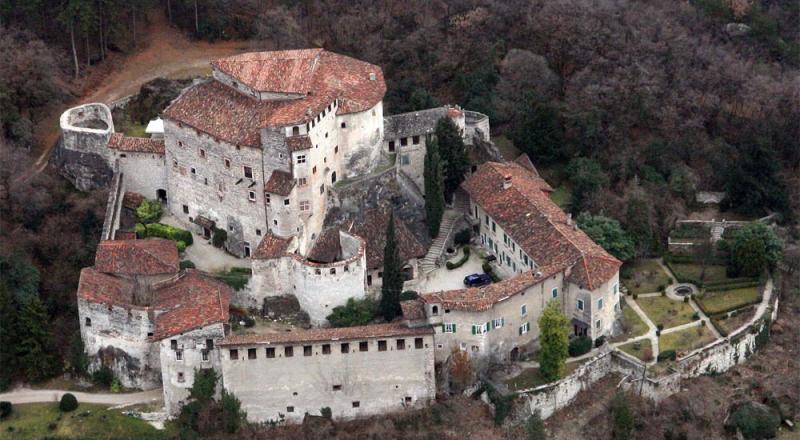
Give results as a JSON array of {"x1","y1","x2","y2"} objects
[
  {"x1": 286, "y1": 135, "x2": 312, "y2": 152},
  {"x1": 253, "y1": 232, "x2": 291, "y2": 259},
  {"x1": 108, "y1": 133, "x2": 165, "y2": 154},
  {"x1": 122, "y1": 191, "x2": 144, "y2": 210},
  {"x1": 164, "y1": 49, "x2": 386, "y2": 148},
  {"x1": 94, "y1": 239, "x2": 180, "y2": 276},
  {"x1": 77, "y1": 267, "x2": 135, "y2": 306},
  {"x1": 417, "y1": 265, "x2": 563, "y2": 312},
  {"x1": 400, "y1": 299, "x2": 426, "y2": 321},
  {"x1": 151, "y1": 270, "x2": 231, "y2": 340},
  {"x1": 307, "y1": 228, "x2": 341, "y2": 263},
  {"x1": 264, "y1": 170, "x2": 295, "y2": 196},
  {"x1": 350, "y1": 209, "x2": 426, "y2": 270},
  {"x1": 462, "y1": 161, "x2": 620, "y2": 290},
  {"x1": 219, "y1": 322, "x2": 432, "y2": 346}
]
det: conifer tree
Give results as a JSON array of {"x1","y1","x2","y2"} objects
[
  {"x1": 16, "y1": 296, "x2": 58, "y2": 382},
  {"x1": 537, "y1": 300, "x2": 569, "y2": 382},
  {"x1": 380, "y1": 212, "x2": 403, "y2": 321},
  {"x1": 424, "y1": 138, "x2": 445, "y2": 237},
  {"x1": 0, "y1": 284, "x2": 17, "y2": 390},
  {"x1": 435, "y1": 116, "x2": 470, "y2": 202}
]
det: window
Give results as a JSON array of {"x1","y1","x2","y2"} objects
[
  {"x1": 396, "y1": 339, "x2": 405, "y2": 350},
  {"x1": 248, "y1": 191, "x2": 256, "y2": 202},
  {"x1": 172, "y1": 159, "x2": 178, "y2": 168},
  {"x1": 299, "y1": 201, "x2": 310, "y2": 211},
  {"x1": 412, "y1": 135, "x2": 420, "y2": 144},
  {"x1": 577, "y1": 299, "x2": 584, "y2": 311},
  {"x1": 224, "y1": 158, "x2": 231, "y2": 168},
  {"x1": 287, "y1": 406, "x2": 294, "y2": 413},
  {"x1": 243, "y1": 166, "x2": 253, "y2": 179},
  {"x1": 256, "y1": 229, "x2": 262, "y2": 236},
  {"x1": 519, "y1": 322, "x2": 530, "y2": 335},
  {"x1": 320, "y1": 184, "x2": 325, "y2": 194},
  {"x1": 316, "y1": 344, "x2": 328, "y2": 355},
  {"x1": 405, "y1": 396, "x2": 413, "y2": 403},
  {"x1": 400, "y1": 137, "x2": 408, "y2": 146},
  {"x1": 485, "y1": 215, "x2": 489, "y2": 225},
  {"x1": 431, "y1": 305, "x2": 439, "y2": 315},
  {"x1": 304, "y1": 345, "x2": 312, "y2": 356},
  {"x1": 492, "y1": 221, "x2": 496, "y2": 233},
  {"x1": 206, "y1": 339, "x2": 214, "y2": 350},
  {"x1": 520, "y1": 304, "x2": 528, "y2": 317},
  {"x1": 388, "y1": 141, "x2": 395, "y2": 152},
  {"x1": 471, "y1": 323, "x2": 487, "y2": 335},
  {"x1": 378, "y1": 340, "x2": 387, "y2": 352},
  {"x1": 292, "y1": 126, "x2": 300, "y2": 136},
  {"x1": 296, "y1": 155, "x2": 306, "y2": 164},
  {"x1": 298, "y1": 177, "x2": 307, "y2": 186},
  {"x1": 598, "y1": 298, "x2": 603, "y2": 309},
  {"x1": 341, "y1": 343, "x2": 350, "y2": 353},
  {"x1": 176, "y1": 350, "x2": 183, "y2": 361},
  {"x1": 352, "y1": 401, "x2": 360, "y2": 408},
  {"x1": 229, "y1": 349, "x2": 239, "y2": 360},
  {"x1": 443, "y1": 323, "x2": 456, "y2": 333},
  {"x1": 415, "y1": 338, "x2": 424, "y2": 349},
  {"x1": 190, "y1": 167, "x2": 196, "y2": 175},
  {"x1": 199, "y1": 148, "x2": 206, "y2": 158},
  {"x1": 335, "y1": 145, "x2": 339, "y2": 154},
  {"x1": 613, "y1": 283, "x2": 619, "y2": 295},
  {"x1": 596, "y1": 319, "x2": 602, "y2": 329},
  {"x1": 332, "y1": 385, "x2": 342, "y2": 391},
  {"x1": 248, "y1": 348, "x2": 257, "y2": 359},
  {"x1": 313, "y1": 166, "x2": 317, "y2": 174},
  {"x1": 177, "y1": 372, "x2": 185, "y2": 383},
  {"x1": 171, "y1": 340, "x2": 178, "y2": 350},
  {"x1": 552, "y1": 288, "x2": 559, "y2": 298},
  {"x1": 178, "y1": 141, "x2": 183, "y2": 147},
  {"x1": 359, "y1": 341, "x2": 368, "y2": 352},
  {"x1": 401, "y1": 154, "x2": 410, "y2": 165},
  {"x1": 341, "y1": 122, "x2": 347, "y2": 128},
  {"x1": 285, "y1": 346, "x2": 294, "y2": 357},
  {"x1": 266, "y1": 347, "x2": 275, "y2": 358},
  {"x1": 330, "y1": 268, "x2": 336, "y2": 274},
  {"x1": 265, "y1": 194, "x2": 271, "y2": 205},
  {"x1": 492, "y1": 318, "x2": 504, "y2": 329},
  {"x1": 202, "y1": 349, "x2": 209, "y2": 361},
  {"x1": 284, "y1": 198, "x2": 290, "y2": 206},
  {"x1": 85, "y1": 317, "x2": 91, "y2": 327}
]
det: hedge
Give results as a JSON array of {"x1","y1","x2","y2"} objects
[
  {"x1": 704, "y1": 280, "x2": 761, "y2": 292},
  {"x1": 446, "y1": 247, "x2": 470, "y2": 270},
  {"x1": 568, "y1": 336, "x2": 592, "y2": 357},
  {"x1": 180, "y1": 260, "x2": 196, "y2": 270},
  {"x1": 135, "y1": 223, "x2": 193, "y2": 252},
  {"x1": 657, "y1": 350, "x2": 677, "y2": 362},
  {"x1": 482, "y1": 262, "x2": 500, "y2": 282}
]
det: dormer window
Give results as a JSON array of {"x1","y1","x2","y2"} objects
[{"x1": 292, "y1": 126, "x2": 300, "y2": 136}]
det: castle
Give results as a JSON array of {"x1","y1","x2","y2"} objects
[{"x1": 61, "y1": 49, "x2": 620, "y2": 423}]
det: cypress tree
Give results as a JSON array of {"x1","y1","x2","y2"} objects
[
  {"x1": 16, "y1": 296, "x2": 58, "y2": 382},
  {"x1": 0, "y1": 284, "x2": 17, "y2": 390},
  {"x1": 537, "y1": 300, "x2": 569, "y2": 382},
  {"x1": 380, "y1": 212, "x2": 404, "y2": 321},
  {"x1": 424, "y1": 138, "x2": 445, "y2": 237},
  {"x1": 435, "y1": 116, "x2": 470, "y2": 202}
]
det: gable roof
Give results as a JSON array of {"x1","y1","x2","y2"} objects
[
  {"x1": 350, "y1": 209, "x2": 426, "y2": 270},
  {"x1": 163, "y1": 49, "x2": 386, "y2": 148},
  {"x1": 461, "y1": 161, "x2": 620, "y2": 290},
  {"x1": 151, "y1": 270, "x2": 231, "y2": 340},
  {"x1": 77, "y1": 267, "x2": 136, "y2": 307},
  {"x1": 252, "y1": 232, "x2": 291, "y2": 259},
  {"x1": 94, "y1": 239, "x2": 180, "y2": 276},
  {"x1": 264, "y1": 170, "x2": 295, "y2": 196},
  {"x1": 107, "y1": 133, "x2": 165, "y2": 154}
]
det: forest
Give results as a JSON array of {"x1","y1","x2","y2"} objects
[{"x1": 0, "y1": 0, "x2": 798, "y2": 387}]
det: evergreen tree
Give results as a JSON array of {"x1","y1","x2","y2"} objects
[
  {"x1": 435, "y1": 116, "x2": 470, "y2": 202},
  {"x1": 16, "y1": 296, "x2": 58, "y2": 382},
  {"x1": 526, "y1": 409, "x2": 547, "y2": 440},
  {"x1": 68, "y1": 331, "x2": 89, "y2": 376},
  {"x1": 188, "y1": 368, "x2": 218, "y2": 404},
  {"x1": 537, "y1": 300, "x2": 569, "y2": 382},
  {"x1": 380, "y1": 213, "x2": 404, "y2": 322},
  {"x1": 577, "y1": 212, "x2": 635, "y2": 261},
  {"x1": 0, "y1": 284, "x2": 17, "y2": 390},
  {"x1": 424, "y1": 138, "x2": 445, "y2": 237},
  {"x1": 221, "y1": 390, "x2": 246, "y2": 433},
  {"x1": 610, "y1": 392, "x2": 635, "y2": 440},
  {"x1": 511, "y1": 103, "x2": 565, "y2": 166},
  {"x1": 565, "y1": 157, "x2": 609, "y2": 214}
]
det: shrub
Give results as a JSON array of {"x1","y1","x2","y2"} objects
[
  {"x1": 320, "y1": 407, "x2": 332, "y2": 419},
  {"x1": 641, "y1": 347, "x2": 654, "y2": 362},
  {"x1": 594, "y1": 335, "x2": 606, "y2": 348},
  {"x1": 657, "y1": 350, "x2": 677, "y2": 362},
  {"x1": 683, "y1": 296, "x2": 689, "y2": 303},
  {"x1": 526, "y1": 410, "x2": 546, "y2": 440},
  {"x1": 446, "y1": 247, "x2": 470, "y2": 270},
  {"x1": 180, "y1": 260, "x2": 196, "y2": 270},
  {"x1": 610, "y1": 392, "x2": 635, "y2": 440},
  {"x1": 454, "y1": 228, "x2": 472, "y2": 246},
  {"x1": 92, "y1": 366, "x2": 114, "y2": 387},
  {"x1": 0, "y1": 401, "x2": 11, "y2": 419},
  {"x1": 134, "y1": 223, "x2": 146, "y2": 238},
  {"x1": 110, "y1": 378, "x2": 122, "y2": 393},
  {"x1": 655, "y1": 329, "x2": 661, "y2": 336},
  {"x1": 661, "y1": 290, "x2": 666, "y2": 296},
  {"x1": 327, "y1": 297, "x2": 375, "y2": 327},
  {"x1": 692, "y1": 312, "x2": 700, "y2": 321},
  {"x1": 212, "y1": 227, "x2": 227, "y2": 248},
  {"x1": 568, "y1": 336, "x2": 592, "y2": 357},
  {"x1": 632, "y1": 294, "x2": 639, "y2": 300},
  {"x1": 135, "y1": 199, "x2": 162, "y2": 224},
  {"x1": 658, "y1": 284, "x2": 666, "y2": 292},
  {"x1": 657, "y1": 324, "x2": 664, "y2": 331},
  {"x1": 59, "y1": 393, "x2": 78, "y2": 412},
  {"x1": 143, "y1": 223, "x2": 194, "y2": 246},
  {"x1": 727, "y1": 402, "x2": 780, "y2": 440},
  {"x1": 400, "y1": 291, "x2": 418, "y2": 301},
  {"x1": 215, "y1": 270, "x2": 250, "y2": 291}
]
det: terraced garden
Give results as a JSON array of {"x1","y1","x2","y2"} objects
[
  {"x1": 696, "y1": 286, "x2": 762, "y2": 315},
  {"x1": 637, "y1": 296, "x2": 696, "y2": 329},
  {"x1": 621, "y1": 259, "x2": 673, "y2": 294},
  {"x1": 612, "y1": 304, "x2": 650, "y2": 342},
  {"x1": 618, "y1": 339, "x2": 653, "y2": 362},
  {"x1": 659, "y1": 325, "x2": 717, "y2": 355}
]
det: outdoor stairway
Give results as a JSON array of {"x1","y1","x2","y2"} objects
[
  {"x1": 421, "y1": 209, "x2": 461, "y2": 274},
  {"x1": 710, "y1": 224, "x2": 724, "y2": 242}
]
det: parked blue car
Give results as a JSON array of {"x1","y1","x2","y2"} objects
[{"x1": 464, "y1": 273, "x2": 492, "y2": 287}]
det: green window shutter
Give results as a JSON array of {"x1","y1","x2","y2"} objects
[
  {"x1": 441, "y1": 324, "x2": 445, "y2": 333},
  {"x1": 471, "y1": 325, "x2": 476, "y2": 335},
  {"x1": 453, "y1": 324, "x2": 456, "y2": 333},
  {"x1": 487, "y1": 321, "x2": 491, "y2": 331}
]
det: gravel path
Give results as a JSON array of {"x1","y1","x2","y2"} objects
[{"x1": 0, "y1": 388, "x2": 162, "y2": 405}]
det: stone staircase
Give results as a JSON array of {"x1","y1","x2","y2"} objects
[
  {"x1": 710, "y1": 224, "x2": 724, "y2": 242},
  {"x1": 421, "y1": 209, "x2": 462, "y2": 274}
]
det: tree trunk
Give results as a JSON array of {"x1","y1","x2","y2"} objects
[
  {"x1": 167, "y1": 0, "x2": 172, "y2": 24},
  {"x1": 70, "y1": 21, "x2": 80, "y2": 79},
  {"x1": 194, "y1": 0, "x2": 199, "y2": 34}
]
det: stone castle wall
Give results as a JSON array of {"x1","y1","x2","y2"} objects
[{"x1": 57, "y1": 103, "x2": 116, "y2": 191}]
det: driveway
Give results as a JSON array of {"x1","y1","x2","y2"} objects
[{"x1": 0, "y1": 388, "x2": 162, "y2": 406}]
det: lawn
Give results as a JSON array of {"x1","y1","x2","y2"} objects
[
  {"x1": 712, "y1": 307, "x2": 756, "y2": 336},
  {"x1": 621, "y1": 259, "x2": 673, "y2": 294},
  {"x1": 659, "y1": 325, "x2": 718, "y2": 356},
  {"x1": 0, "y1": 402, "x2": 172, "y2": 440},
  {"x1": 668, "y1": 263, "x2": 752, "y2": 286},
  {"x1": 696, "y1": 286, "x2": 761, "y2": 315},
  {"x1": 504, "y1": 361, "x2": 586, "y2": 392},
  {"x1": 636, "y1": 296, "x2": 696, "y2": 329},
  {"x1": 611, "y1": 304, "x2": 650, "y2": 342},
  {"x1": 618, "y1": 339, "x2": 653, "y2": 362}
]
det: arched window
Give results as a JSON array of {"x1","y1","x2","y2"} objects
[
  {"x1": 292, "y1": 126, "x2": 300, "y2": 136},
  {"x1": 331, "y1": 171, "x2": 337, "y2": 184},
  {"x1": 431, "y1": 305, "x2": 439, "y2": 316},
  {"x1": 85, "y1": 317, "x2": 92, "y2": 327}
]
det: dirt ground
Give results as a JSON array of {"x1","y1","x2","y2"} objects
[{"x1": 30, "y1": 9, "x2": 255, "y2": 170}]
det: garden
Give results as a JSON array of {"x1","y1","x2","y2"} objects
[
  {"x1": 658, "y1": 325, "x2": 717, "y2": 355},
  {"x1": 636, "y1": 296, "x2": 696, "y2": 329},
  {"x1": 611, "y1": 305, "x2": 649, "y2": 343},
  {"x1": 618, "y1": 339, "x2": 653, "y2": 363},
  {"x1": 620, "y1": 259, "x2": 673, "y2": 294},
  {"x1": 504, "y1": 360, "x2": 587, "y2": 392},
  {"x1": 695, "y1": 285, "x2": 762, "y2": 316}
]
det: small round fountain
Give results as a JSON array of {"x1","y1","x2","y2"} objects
[{"x1": 673, "y1": 284, "x2": 696, "y2": 297}]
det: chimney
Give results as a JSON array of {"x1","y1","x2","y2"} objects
[
  {"x1": 566, "y1": 213, "x2": 572, "y2": 226},
  {"x1": 369, "y1": 72, "x2": 376, "y2": 81},
  {"x1": 503, "y1": 174, "x2": 512, "y2": 189}
]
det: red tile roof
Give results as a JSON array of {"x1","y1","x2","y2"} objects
[
  {"x1": 264, "y1": 170, "x2": 295, "y2": 196},
  {"x1": 252, "y1": 232, "x2": 291, "y2": 259},
  {"x1": 164, "y1": 49, "x2": 386, "y2": 148},
  {"x1": 417, "y1": 264, "x2": 563, "y2": 312},
  {"x1": 219, "y1": 322, "x2": 432, "y2": 346},
  {"x1": 122, "y1": 191, "x2": 145, "y2": 210},
  {"x1": 400, "y1": 300, "x2": 426, "y2": 321},
  {"x1": 151, "y1": 270, "x2": 231, "y2": 340},
  {"x1": 107, "y1": 133, "x2": 165, "y2": 154},
  {"x1": 94, "y1": 239, "x2": 180, "y2": 276},
  {"x1": 286, "y1": 135, "x2": 312, "y2": 152},
  {"x1": 307, "y1": 228, "x2": 342, "y2": 263},
  {"x1": 350, "y1": 209, "x2": 426, "y2": 270},
  {"x1": 77, "y1": 267, "x2": 136, "y2": 307},
  {"x1": 461, "y1": 160, "x2": 620, "y2": 290}
]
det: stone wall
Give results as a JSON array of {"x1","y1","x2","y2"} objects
[
  {"x1": 57, "y1": 103, "x2": 116, "y2": 191},
  {"x1": 464, "y1": 110, "x2": 490, "y2": 144},
  {"x1": 159, "y1": 323, "x2": 226, "y2": 416},
  {"x1": 117, "y1": 152, "x2": 167, "y2": 201},
  {"x1": 220, "y1": 332, "x2": 436, "y2": 423},
  {"x1": 337, "y1": 102, "x2": 384, "y2": 178}
]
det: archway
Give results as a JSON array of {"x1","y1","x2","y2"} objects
[{"x1": 156, "y1": 189, "x2": 167, "y2": 203}]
